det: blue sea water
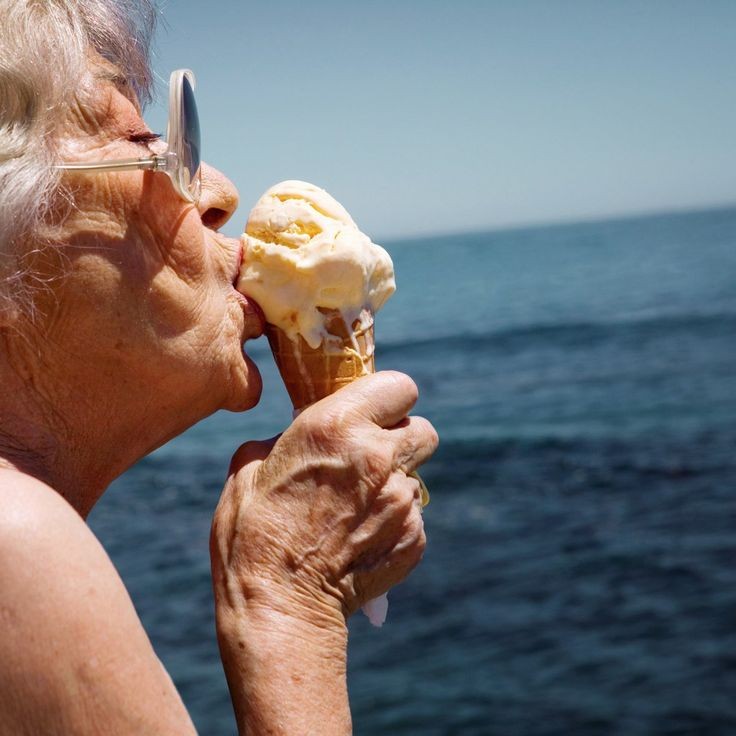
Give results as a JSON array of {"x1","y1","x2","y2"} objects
[{"x1": 89, "y1": 206, "x2": 736, "y2": 735}]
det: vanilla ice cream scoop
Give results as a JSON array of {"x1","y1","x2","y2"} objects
[{"x1": 237, "y1": 180, "x2": 395, "y2": 349}]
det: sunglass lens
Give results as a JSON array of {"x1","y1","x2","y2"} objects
[{"x1": 181, "y1": 75, "x2": 201, "y2": 198}]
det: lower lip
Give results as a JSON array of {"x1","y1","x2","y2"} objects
[
  {"x1": 232, "y1": 244, "x2": 266, "y2": 334},
  {"x1": 234, "y1": 288, "x2": 266, "y2": 334},
  {"x1": 232, "y1": 243, "x2": 244, "y2": 284}
]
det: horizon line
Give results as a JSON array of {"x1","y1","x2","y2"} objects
[{"x1": 379, "y1": 200, "x2": 736, "y2": 245}]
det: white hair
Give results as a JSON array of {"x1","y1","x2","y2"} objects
[{"x1": 0, "y1": 0, "x2": 156, "y2": 316}]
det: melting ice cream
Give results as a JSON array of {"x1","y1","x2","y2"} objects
[{"x1": 237, "y1": 179, "x2": 395, "y2": 350}]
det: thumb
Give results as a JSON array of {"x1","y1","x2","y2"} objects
[{"x1": 229, "y1": 435, "x2": 280, "y2": 475}]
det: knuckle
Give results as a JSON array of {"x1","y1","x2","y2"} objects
[
  {"x1": 359, "y1": 439, "x2": 394, "y2": 480},
  {"x1": 395, "y1": 477, "x2": 418, "y2": 513},
  {"x1": 385, "y1": 370, "x2": 419, "y2": 403},
  {"x1": 389, "y1": 516, "x2": 425, "y2": 576},
  {"x1": 379, "y1": 474, "x2": 417, "y2": 523},
  {"x1": 404, "y1": 512, "x2": 427, "y2": 558},
  {"x1": 421, "y1": 419, "x2": 440, "y2": 453},
  {"x1": 305, "y1": 398, "x2": 357, "y2": 438},
  {"x1": 410, "y1": 415, "x2": 439, "y2": 450},
  {"x1": 300, "y1": 407, "x2": 346, "y2": 450}
]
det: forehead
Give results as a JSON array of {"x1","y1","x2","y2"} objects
[
  {"x1": 59, "y1": 57, "x2": 148, "y2": 148},
  {"x1": 89, "y1": 55, "x2": 143, "y2": 112}
]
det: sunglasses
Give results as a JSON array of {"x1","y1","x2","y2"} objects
[{"x1": 56, "y1": 69, "x2": 202, "y2": 205}]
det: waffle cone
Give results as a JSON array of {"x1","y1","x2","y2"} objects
[
  {"x1": 266, "y1": 308, "x2": 430, "y2": 508},
  {"x1": 266, "y1": 308, "x2": 375, "y2": 412}
]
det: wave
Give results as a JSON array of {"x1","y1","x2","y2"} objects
[
  {"x1": 378, "y1": 311, "x2": 736, "y2": 354},
  {"x1": 424, "y1": 426, "x2": 736, "y2": 486},
  {"x1": 244, "y1": 311, "x2": 736, "y2": 359}
]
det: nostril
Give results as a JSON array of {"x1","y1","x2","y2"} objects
[{"x1": 201, "y1": 208, "x2": 229, "y2": 230}]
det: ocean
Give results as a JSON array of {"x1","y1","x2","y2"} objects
[{"x1": 89, "y1": 206, "x2": 736, "y2": 735}]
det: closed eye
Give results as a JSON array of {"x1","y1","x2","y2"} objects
[{"x1": 128, "y1": 131, "x2": 162, "y2": 144}]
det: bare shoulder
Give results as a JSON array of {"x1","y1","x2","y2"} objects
[
  {"x1": 0, "y1": 468, "x2": 96, "y2": 581},
  {"x1": 0, "y1": 468, "x2": 112, "y2": 603},
  {"x1": 0, "y1": 469, "x2": 196, "y2": 735},
  {"x1": 0, "y1": 467, "x2": 90, "y2": 545}
]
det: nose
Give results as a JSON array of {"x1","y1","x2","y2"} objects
[{"x1": 197, "y1": 163, "x2": 239, "y2": 230}]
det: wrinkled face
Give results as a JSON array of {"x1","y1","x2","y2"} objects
[{"x1": 34, "y1": 62, "x2": 263, "y2": 445}]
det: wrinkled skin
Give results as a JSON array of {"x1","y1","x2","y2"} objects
[
  {"x1": 0, "y1": 54, "x2": 439, "y2": 736},
  {"x1": 212, "y1": 372, "x2": 435, "y2": 625},
  {"x1": 211, "y1": 372, "x2": 437, "y2": 734},
  {"x1": 1, "y1": 60, "x2": 264, "y2": 511}
]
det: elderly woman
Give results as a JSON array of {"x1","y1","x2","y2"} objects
[{"x1": 0, "y1": 1, "x2": 437, "y2": 734}]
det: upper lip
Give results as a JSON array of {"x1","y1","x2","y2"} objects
[
  {"x1": 230, "y1": 239, "x2": 266, "y2": 335},
  {"x1": 233, "y1": 242, "x2": 243, "y2": 286},
  {"x1": 206, "y1": 231, "x2": 244, "y2": 286},
  {"x1": 208, "y1": 232, "x2": 265, "y2": 336}
]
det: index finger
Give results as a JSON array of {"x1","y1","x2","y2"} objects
[{"x1": 324, "y1": 370, "x2": 419, "y2": 429}]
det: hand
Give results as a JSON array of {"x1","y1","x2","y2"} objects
[{"x1": 210, "y1": 370, "x2": 438, "y2": 632}]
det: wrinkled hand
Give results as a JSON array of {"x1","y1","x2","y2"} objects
[{"x1": 210, "y1": 371, "x2": 438, "y2": 632}]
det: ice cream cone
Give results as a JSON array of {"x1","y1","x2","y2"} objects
[
  {"x1": 266, "y1": 308, "x2": 430, "y2": 508},
  {"x1": 266, "y1": 308, "x2": 375, "y2": 413},
  {"x1": 239, "y1": 181, "x2": 429, "y2": 627}
]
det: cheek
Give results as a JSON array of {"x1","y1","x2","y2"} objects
[
  {"x1": 131, "y1": 172, "x2": 221, "y2": 335},
  {"x1": 136, "y1": 171, "x2": 207, "y2": 276},
  {"x1": 141, "y1": 236, "x2": 224, "y2": 341},
  {"x1": 51, "y1": 168, "x2": 231, "y2": 353}
]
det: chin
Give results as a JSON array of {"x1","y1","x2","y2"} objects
[{"x1": 221, "y1": 350, "x2": 263, "y2": 413}]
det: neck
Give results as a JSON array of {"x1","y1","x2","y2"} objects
[
  {"x1": 0, "y1": 314, "x2": 210, "y2": 517},
  {"x1": 0, "y1": 397, "x2": 103, "y2": 518},
  {"x1": 0, "y1": 341, "x2": 137, "y2": 518}
]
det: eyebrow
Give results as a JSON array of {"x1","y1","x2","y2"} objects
[
  {"x1": 95, "y1": 69, "x2": 130, "y2": 90},
  {"x1": 93, "y1": 67, "x2": 141, "y2": 111}
]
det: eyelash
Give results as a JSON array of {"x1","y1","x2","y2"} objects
[{"x1": 128, "y1": 132, "x2": 162, "y2": 144}]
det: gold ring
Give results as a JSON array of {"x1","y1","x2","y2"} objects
[{"x1": 409, "y1": 471, "x2": 430, "y2": 508}]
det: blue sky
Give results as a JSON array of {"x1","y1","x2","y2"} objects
[{"x1": 147, "y1": 1, "x2": 736, "y2": 240}]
